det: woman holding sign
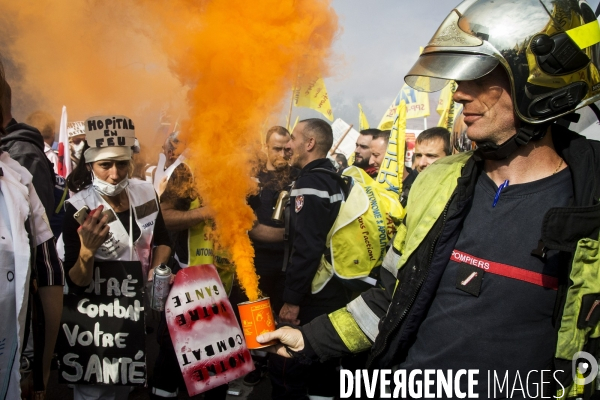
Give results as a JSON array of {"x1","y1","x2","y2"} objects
[{"x1": 60, "y1": 115, "x2": 172, "y2": 400}]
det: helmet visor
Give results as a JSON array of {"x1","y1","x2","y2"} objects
[{"x1": 404, "y1": 52, "x2": 499, "y2": 92}]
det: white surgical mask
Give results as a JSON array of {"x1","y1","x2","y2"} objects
[
  {"x1": 72, "y1": 141, "x2": 85, "y2": 159},
  {"x1": 91, "y1": 171, "x2": 129, "y2": 197}
]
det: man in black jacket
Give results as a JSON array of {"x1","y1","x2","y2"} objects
[
  {"x1": 258, "y1": 1, "x2": 600, "y2": 398},
  {"x1": 1, "y1": 83, "x2": 55, "y2": 218},
  {"x1": 268, "y1": 118, "x2": 349, "y2": 400}
]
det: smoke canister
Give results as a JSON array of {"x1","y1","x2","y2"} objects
[
  {"x1": 151, "y1": 263, "x2": 172, "y2": 311},
  {"x1": 237, "y1": 298, "x2": 277, "y2": 349}
]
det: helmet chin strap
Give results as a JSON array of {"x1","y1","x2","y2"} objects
[{"x1": 474, "y1": 123, "x2": 549, "y2": 161}]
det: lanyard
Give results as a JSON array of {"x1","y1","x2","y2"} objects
[
  {"x1": 451, "y1": 249, "x2": 558, "y2": 290},
  {"x1": 126, "y1": 189, "x2": 134, "y2": 261}
]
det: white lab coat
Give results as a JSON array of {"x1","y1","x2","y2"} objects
[{"x1": 0, "y1": 151, "x2": 53, "y2": 399}]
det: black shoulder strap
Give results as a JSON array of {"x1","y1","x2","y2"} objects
[{"x1": 308, "y1": 167, "x2": 352, "y2": 199}]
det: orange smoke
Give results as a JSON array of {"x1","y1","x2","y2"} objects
[
  {"x1": 140, "y1": 0, "x2": 339, "y2": 300},
  {"x1": 0, "y1": 0, "x2": 339, "y2": 301},
  {"x1": 0, "y1": 1, "x2": 185, "y2": 148}
]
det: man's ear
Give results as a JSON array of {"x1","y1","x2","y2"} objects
[{"x1": 305, "y1": 136, "x2": 316, "y2": 152}]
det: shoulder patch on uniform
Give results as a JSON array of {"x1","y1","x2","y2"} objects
[{"x1": 295, "y1": 195, "x2": 304, "y2": 213}]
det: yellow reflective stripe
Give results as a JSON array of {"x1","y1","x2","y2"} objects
[
  {"x1": 54, "y1": 186, "x2": 68, "y2": 214},
  {"x1": 329, "y1": 308, "x2": 372, "y2": 353},
  {"x1": 566, "y1": 20, "x2": 600, "y2": 49}
]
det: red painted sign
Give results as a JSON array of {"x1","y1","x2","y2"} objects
[{"x1": 166, "y1": 264, "x2": 254, "y2": 396}]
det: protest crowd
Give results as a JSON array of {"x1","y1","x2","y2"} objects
[{"x1": 2, "y1": 0, "x2": 600, "y2": 399}]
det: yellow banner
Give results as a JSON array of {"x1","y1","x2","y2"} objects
[
  {"x1": 378, "y1": 85, "x2": 429, "y2": 129},
  {"x1": 376, "y1": 100, "x2": 406, "y2": 194},
  {"x1": 437, "y1": 81, "x2": 461, "y2": 131},
  {"x1": 358, "y1": 103, "x2": 370, "y2": 131},
  {"x1": 436, "y1": 81, "x2": 455, "y2": 115},
  {"x1": 347, "y1": 152, "x2": 355, "y2": 166},
  {"x1": 294, "y1": 76, "x2": 334, "y2": 121}
]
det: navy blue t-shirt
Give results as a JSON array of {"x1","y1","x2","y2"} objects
[{"x1": 401, "y1": 167, "x2": 572, "y2": 398}]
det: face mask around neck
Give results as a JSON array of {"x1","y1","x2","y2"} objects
[{"x1": 91, "y1": 170, "x2": 129, "y2": 197}]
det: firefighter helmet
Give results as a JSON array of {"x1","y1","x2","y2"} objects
[{"x1": 405, "y1": 0, "x2": 600, "y2": 125}]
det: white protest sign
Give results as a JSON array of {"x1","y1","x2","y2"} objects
[
  {"x1": 166, "y1": 264, "x2": 253, "y2": 396},
  {"x1": 331, "y1": 118, "x2": 360, "y2": 157},
  {"x1": 85, "y1": 115, "x2": 136, "y2": 149}
]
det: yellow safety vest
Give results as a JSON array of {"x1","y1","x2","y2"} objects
[
  {"x1": 311, "y1": 166, "x2": 405, "y2": 293},
  {"x1": 187, "y1": 198, "x2": 235, "y2": 294}
]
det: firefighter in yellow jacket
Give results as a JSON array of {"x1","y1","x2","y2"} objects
[{"x1": 258, "y1": 0, "x2": 600, "y2": 398}]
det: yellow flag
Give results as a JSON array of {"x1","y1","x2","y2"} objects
[
  {"x1": 376, "y1": 100, "x2": 407, "y2": 194},
  {"x1": 436, "y1": 80, "x2": 455, "y2": 115},
  {"x1": 437, "y1": 81, "x2": 460, "y2": 131},
  {"x1": 347, "y1": 152, "x2": 355, "y2": 166},
  {"x1": 378, "y1": 85, "x2": 429, "y2": 129},
  {"x1": 294, "y1": 76, "x2": 334, "y2": 121},
  {"x1": 358, "y1": 103, "x2": 370, "y2": 131}
]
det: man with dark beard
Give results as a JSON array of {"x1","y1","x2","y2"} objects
[{"x1": 352, "y1": 129, "x2": 380, "y2": 178}]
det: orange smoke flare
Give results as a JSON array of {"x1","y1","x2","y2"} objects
[
  {"x1": 0, "y1": 0, "x2": 339, "y2": 301},
  {"x1": 141, "y1": 1, "x2": 339, "y2": 300},
  {"x1": 0, "y1": 1, "x2": 185, "y2": 146}
]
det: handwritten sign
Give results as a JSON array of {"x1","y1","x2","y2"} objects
[
  {"x1": 56, "y1": 261, "x2": 146, "y2": 386},
  {"x1": 85, "y1": 115, "x2": 136, "y2": 148},
  {"x1": 166, "y1": 265, "x2": 253, "y2": 396}
]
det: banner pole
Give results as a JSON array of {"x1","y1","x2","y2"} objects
[
  {"x1": 330, "y1": 124, "x2": 354, "y2": 155},
  {"x1": 287, "y1": 78, "x2": 296, "y2": 131}
]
